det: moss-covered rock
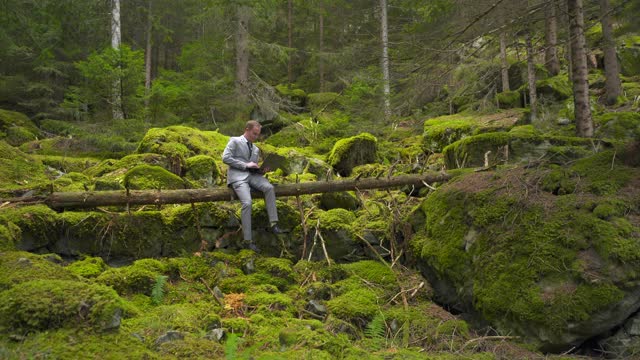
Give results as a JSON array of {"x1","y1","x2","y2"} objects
[
  {"x1": 535, "y1": 74, "x2": 573, "y2": 100},
  {"x1": 443, "y1": 131, "x2": 603, "y2": 169},
  {"x1": 0, "y1": 251, "x2": 78, "y2": 291},
  {"x1": 96, "y1": 260, "x2": 164, "y2": 295},
  {"x1": 66, "y1": 256, "x2": 107, "y2": 278},
  {"x1": 326, "y1": 287, "x2": 379, "y2": 322},
  {"x1": 619, "y1": 35, "x2": 640, "y2": 77},
  {"x1": 594, "y1": 111, "x2": 640, "y2": 141},
  {"x1": 259, "y1": 144, "x2": 331, "y2": 180},
  {"x1": 123, "y1": 164, "x2": 186, "y2": 190},
  {"x1": 410, "y1": 156, "x2": 640, "y2": 351},
  {"x1": 184, "y1": 155, "x2": 219, "y2": 187},
  {"x1": 319, "y1": 191, "x2": 361, "y2": 211},
  {"x1": 422, "y1": 110, "x2": 524, "y2": 153},
  {"x1": 496, "y1": 90, "x2": 522, "y2": 109},
  {"x1": 136, "y1": 126, "x2": 229, "y2": 175},
  {"x1": 53, "y1": 172, "x2": 92, "y2": 192},
  {"x1": 0, "y1": 279, "x2": 126, "y2": 332},
  {"x1": 0, "y1": 141, "x2": 49, "y2": 191},
  {"x1": 0, "y1": 109, "x2": 39, "y2": 146},
  {"x1": 328, "y1": 133, "x2": 377, "y2": 176}
]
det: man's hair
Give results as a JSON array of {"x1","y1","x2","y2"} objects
[{"x1": 245, "y1": 120, "x2": 261, "y2": 130}]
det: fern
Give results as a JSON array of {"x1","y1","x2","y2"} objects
[
  {"x1": 150, "y1": 275, "x2": 167, "y2": 305},
  {"x1": 225, "y1": 333, "x2": 239, "y2": 360},
  {"x1": 365, "y1": 313, "x2": 386, "y2": 339}
]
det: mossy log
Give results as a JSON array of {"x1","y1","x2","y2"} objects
[{"x1": 3, "y1": 173, "x2": 451, "y2": 209}]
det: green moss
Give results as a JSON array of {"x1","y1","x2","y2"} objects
[
  {"x1": 326, "y1": 288, "x2": 379, "y2": 321},
  {"x1": 319, "y1": 191, "x2": 360, "y2": 211},
  {"x1": 245, "y1": 291, "x2": 294, "y2": 315},
  {"x1": 0, "y1": 251, "x2": 78, "y2": 291},
  {"x1": 422, "y1": 113, "x2": 477, "y2": 153},
  {"x1": 594, "y1": 111, "x2": 640, "y2": 140},
  {"x1": 221, "y1": 317, "x2": 250, "y2": 334},
  {"x1": 275, "y1": 84, "x2": 307, "y2": 99},
  {"x1": 66, "y1": 256, "x2": 107, "y2": 278},
  {"x1": 123, "y1": 164, "x2": 186, "y2": 190},
  {"x1": 318, "y1": 208, "x2": 356, "y2": 232},
  {"x1": 0, "y1": 223, "x2": 19, "y2": 251},
  {"x1": 0, "y1": 109, "x2": 39, "y2": 146},
  {"x1": 0, "y1": 205, "x2": 58, "y2": 250},
  {"x1": 0, "y1": 279, "x2": 127, "y2": 332},
  {"x1": 327, "y1": 133, "x2": 377, "y2": 176},
  {"x1": 53, "y1": 172, "x2": 91, "y2": 192},
  {"x1": 96, "y1": 260, "x2": 164, "y2": 295},
  {"x1": 307, "y1": 92, "x2": 342, "y2": 111},
  {"x1": 184, "y1": 155, "x2": 218, "y2": 187},
  {"x1": 571, "y1": 150, "x2": 633, "y2": 195},
  {"x1": 496, "y1": 90, "x2": 521, "y2": 109},
  {"x1": 341, "y1": 260, "x2": 397, "y2": 289},
  {"x1": 255, "y1": 257, "x2": 295, "y2": 283},
  {"x1": 0, "y1": 140, "x2": 48, "y2": 190},
  {"x1": 136, "y1": 125, "x2": 229, "y2": 160},
  {"x1": 536, "y1": 75, "x2": 573, "y2": 100},
  {"x1": 541, "y1": 165, "x2": 577, "y2": 195}
]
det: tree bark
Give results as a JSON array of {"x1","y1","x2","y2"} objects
[
  {"x1": 111, "y1": 0, "x2": 125, "y2": 120},
  {"x1": 526, "y1": 30, "x2": 538, "y2": 122},
  {"x1": 144, "y1": 0, "x2": 153, "y2": 113},
  {"x1": 380, "y1": 0, "x2": 391, "y2": 123},
  {"x1": 235, "y1": 4, "x2": 251, "y2": 99},
  {"x1": 287, "y1": 0, "x2": 294, "y2": 86},
  {"x1": 5, "y1": 173, "x2": 453, "y2": 209},
  {"x1": 599, "y1": 0, "x2": 622, "y2": 105},
  {"x1": 318, "y1": 2, "x2": 325, "y2": 92},
  {"x1": 544, "y1": 0, "x2": 560, "y2": 76},
  {"x1": 500, "y1": 31, "x2": 510, "y2": 92},
  {"x1": 568, "y1": 0, "x2": 594, "y2": 137}
]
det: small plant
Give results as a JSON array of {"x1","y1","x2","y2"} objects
[
  {"x1": 224, "y1": 333, "x2": 240, "y2": 360},
  {"x1": 150, "y1": 275, "x2": 167, "y2": 305}
]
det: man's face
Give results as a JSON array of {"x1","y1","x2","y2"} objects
[{"x1": 245, "y1": 126, "x2": 261, "y2": 142}]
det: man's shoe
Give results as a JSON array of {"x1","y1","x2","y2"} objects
[{"x1": 270, "y1": 224, "x2": 284, "y2": 234}]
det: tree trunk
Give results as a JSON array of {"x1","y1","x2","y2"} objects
[
  {"x1": 318, "y1": 2, "x2": 325, "y2": 92},
  {"x1": 380, "y1": 0, "x2": 391, "y2": 123},
  {"x1": 235, "y1": 4, "x2": 251, "y2": 99},
  {"x1": 500, "y1": 32, "x2": 510, "y2": 92},
  {"x1": 526, "y1": 30, "x2": 538, "y2": 122},
  {"x1": 568, "y1": 0, "x2": 594, "y2": 137},
  {"x1": 144, "y1": 0, "x2": 153, "y2": 114},
  {"x1": 7, "y1": 173, "x2": 453, "y2": 209},
  {"x1": 111, "y1": 0, "x2": 125, "y2": 120},
  {"x1": 599, "y1": 0, "x2": 622, "y2": 105},
  {"x1": 287, "y1": 0, "x2": 294, "y2": 86},
  {"x1": 544, "y1": 0, "x2": 560, "y2": 76}
]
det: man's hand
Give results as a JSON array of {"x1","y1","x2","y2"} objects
[{"x1": 246, "y1": 162, "x2": 259, "y2": 169}]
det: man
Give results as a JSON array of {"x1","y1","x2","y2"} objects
[{"x1": 222, "y1": 120, "x2": 283, "y2": 252}]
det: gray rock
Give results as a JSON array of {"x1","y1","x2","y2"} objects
[
  {"x1": 154, "y1": 331, "x2": 184, "y2": 347},
  {"x1": 307, "y1": 300, "x2": 327, "y2": 316},
  {"x1": 205, "y1": 328, "x2": 225, "y2": 342},
  {"x1": 557, "y1": 117, "x2": 571, "y2": 125}
]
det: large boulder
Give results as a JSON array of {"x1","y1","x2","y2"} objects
[
  {"x1": 410, "y1": 150, "x2": 640, "y2": 351},
  {"x1": 422, "y1": 110, "x2": 524, "y2": 153},
  {"x1": 328, "y1": 133, "x2": 377, "y2": 177},
  {"x1": 0, "y1": 109, "x2": 39, "y2": 146},
  {"x1": 442, "y1": 126, "x2": 603, "y2": 169}
]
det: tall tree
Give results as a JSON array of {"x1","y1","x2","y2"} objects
[
  {"x1": 318, "y1": 1, "x2": 325, "y2": 92},
  {"x1": 599, "y1": 0, "x2": 622, "y2": 105},
  {"x1": 111, "y1": 0, "x2": 125, "y2": 119},
  {"x1": 235, "y1": 4, "x2": 251, "y2": 99},
  {"x1": 544, "y1": 0, "x2": 560, "y2": 76},
  {"x1": 380, "y1": 0, "x2": 391, "y2": 123},
  {"x1": 526, "y1": 29, "x2": 538, "y2": 121},
  {"x1": 499, "y1": 31, "x2": 510, "y2": 92},
  {"x1": 287, "y1": 0, "x2": 294, "y2": 86},
  {"x1": 144, "y1": 0, "x2": 153, "y2": 113},
  {"x1": 567, "y1": 0, "x2": 593, "y2": 137}
]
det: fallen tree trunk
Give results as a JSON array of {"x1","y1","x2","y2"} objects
[{"x1": 3, "y1": 172, "x2": 452, "y2": 209}]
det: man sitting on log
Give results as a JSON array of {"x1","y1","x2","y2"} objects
[{"x1": 222, "y1": 120, "x2": 283, "y2": 252}]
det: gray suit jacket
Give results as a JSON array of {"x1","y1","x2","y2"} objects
[{"x1": 222, "y1": 135, "x2": 260, "y2": 185}]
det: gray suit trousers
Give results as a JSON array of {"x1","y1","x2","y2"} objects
[{"x1": 231, "y1": 173, "x2": 278, "y2": 241}]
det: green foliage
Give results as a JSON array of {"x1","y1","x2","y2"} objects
[
  {"x1": 364, "y1": 313, "x2": 386, "y2": 339},
  {"x1": 224, "y1": 333, "x2": 240, "y2": 360},
  {"x1": 327, "y1": 132, "x2": 377, "y2": 176},
  {"x1": 327, "y1": 288, "x2": 379, "y2": 321},
  {"x1": 66, "y1": 256, "x2": 106, "y2": 278},
  {"x1": 74, "y1": 45, "x2": 145, "y2": 118},
  {"x1": 151, "y1": 275, "x2": 168, "y2": 305}
]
